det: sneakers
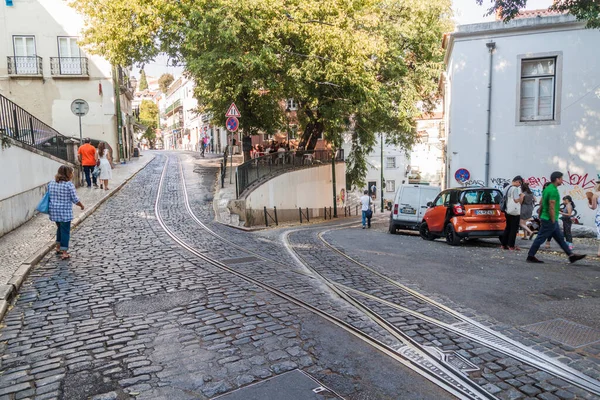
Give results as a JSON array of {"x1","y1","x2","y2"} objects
[
  {"x1": 509, "y1": 246, "x2": 521, "y2": 251},
  {"x1": 526, "y1": 256, "x2": 544, "y2": 263},
  {"x1": 569, "y1": 254, "x2": 586, "y2": 264},
  {"x1": 362, "y1": 226, "x2": 365, "y2": 229}
]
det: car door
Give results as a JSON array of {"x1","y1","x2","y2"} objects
[{"x1": 425, "y1": 191, "x2": 450, "y2": 233}]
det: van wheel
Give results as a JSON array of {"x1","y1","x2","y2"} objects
[
  {"x1": 419, "y1": 222, "x2": 434, "y2": 241},
  {"x1": 388, "y1": 219, "x2": 397, "y2": 234},
  {"x1": 445, "y1": 223, "x2": 461, "y2": 246}
]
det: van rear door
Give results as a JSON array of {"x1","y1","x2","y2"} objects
[
  {"x1": 395, "y1": 185, "x2": 420, "y2": 224},
  {"x1": 418, "y1": 187, "x2": 440, "y2": 221}
]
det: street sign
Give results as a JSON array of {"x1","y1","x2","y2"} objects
[
  {"x1": 455, "y1": 168, "x2": 470, "y2": 183},
  {"x1": 226, "y1": 117, "x2": 239, "y2": 132},
  {"x1": 70, "y1": 99, "x2": 89, "y2": 117},
  {"x1": 225, "y1": 103, "x2": 241, "y2": 118}
]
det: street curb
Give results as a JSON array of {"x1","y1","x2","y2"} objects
[{"x1": 0, "y1": 155, "x2": 156, "y2": 321}]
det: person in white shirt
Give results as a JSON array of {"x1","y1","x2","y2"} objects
[{"x1": 360, "y1": 190, "x2": 373, "y2": 229}]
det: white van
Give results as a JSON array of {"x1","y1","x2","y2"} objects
[{"x1": 388, "y1": 184, "x2": 441, "y2": 233}]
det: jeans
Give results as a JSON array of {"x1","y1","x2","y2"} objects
[
  {"x1": 83, "y1": 165, "x2": 97, "y2": 187},
  {"x1": 55, "y1": 221, "x2": 71, "y2": 251},
  {"x1": 562, "y1": 218, "x2": 573, "y2": 243},
  {"x1": 501, "y1": 214, "x2": 520, "y2": 248},
  {"x1": 362, "y1": 211, "x2": 371, "y2": 227},
  {"x1": 528, "y1": 219, "x2": 572, "y2": 257}
]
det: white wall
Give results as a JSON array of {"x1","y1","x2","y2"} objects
[
  {"x1": 0, "y1": 143, "x2": 65, "y2": 236},
  {"x1": 0, "y1": 0, "x2": 119, "y2": 152},
  {"x1": 446, "y1": 17, "x2": 600, "y2": 225},
  {"x1": 246, "y1": 163, "x2": 347, "y2": 210}
]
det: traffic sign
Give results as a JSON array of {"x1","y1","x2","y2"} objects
[
  {"x1": 454, "y1": 168, "x2": 470, "y2": 183},
  {"x1": 70, "y1": 99, "x2": 89, "y2": 116},
  {"x1": 225, "y1": 103, "x2": 241, "y2": 118},
  {"x1": 226, "y1": 116, "x2": 239, "y2": 132}
]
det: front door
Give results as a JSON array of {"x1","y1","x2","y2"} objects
[
  {"x1": 58, "y1": 37, "x2": 82, "y2": 74},
  {"x1": 13, "y1": 36, "x2": 37, "y2": 74},
  {"x1": 426, "y1": 191, "x2": 450, "y2": 233}
]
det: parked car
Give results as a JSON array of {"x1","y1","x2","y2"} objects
[
  {"x1": 419, "y1": 187, "x2": 506, "y2": 246},
  {"x1": 389, "y1": 184, "x2": 440, "y2": 233}
]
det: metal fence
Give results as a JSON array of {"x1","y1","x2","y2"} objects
[
  {"x1": 0, "y1": 93, "x2": 73, "y2": 161},
  {"x1": 49, "y1": 57, "x2": 89, "y2": 76},
  {"x1": 236, "y1": 149, "x2": 344, "y2": 198}
]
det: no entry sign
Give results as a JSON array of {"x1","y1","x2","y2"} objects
[{"x1": 226, "y1": 116, "x2": 239, "y2": 132}]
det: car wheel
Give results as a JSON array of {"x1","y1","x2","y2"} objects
[
  {"x1": 445, "y1": 223, "x2": 461, "y2": 246},
  {"x1": 388, "y1": 220, "x2": 397, "y2": 234},
  {"x1": 419, "y1": 222, "x2": 434, "y2": 241}
]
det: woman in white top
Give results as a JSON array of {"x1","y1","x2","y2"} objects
[
  {"x1": 587, "y1": 181, "x2": 600, "y2": 257},
  {"x1": 97, "y1": 142, "x2": 113, "y2": 190}
]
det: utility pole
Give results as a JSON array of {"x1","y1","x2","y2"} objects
[
  {"x1": 380, "y1": 132, "x2": 384, "y2": 212},
  {"x1": 332, "y1": 146, "x2": 337, "y2": 218}
]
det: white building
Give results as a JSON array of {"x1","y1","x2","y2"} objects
[
  {"x1": 0, "y1": 0, "x2": 134, "y2": 160},
  {"x1": 443, "y1": 11, "x2": 600, "y2": 225},
  {"x1": 411, "y1": 104, "x2": 445, "y2": 187}
]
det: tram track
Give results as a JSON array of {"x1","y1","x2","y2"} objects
[
  {"x1": 155, "y1": 154, "x2": 498, "y2": 400},
  {"x1": 161, "y1": 153, "x2": 600, "y2": 399}
]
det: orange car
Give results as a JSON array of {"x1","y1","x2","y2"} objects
[{"x1": 419, "y1": 187, "x2": 506, "y2": 246}]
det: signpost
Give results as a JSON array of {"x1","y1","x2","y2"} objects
[
  {"x1": 226, "y1": 104, "x2": 240, "y2": 184},
  {"x1": 71, "y1": 99, "x2": 89, "y2": 186}
]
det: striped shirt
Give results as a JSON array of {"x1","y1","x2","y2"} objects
[{"x1": 48, "y1": 181, "x2": 79, "y2": 222}]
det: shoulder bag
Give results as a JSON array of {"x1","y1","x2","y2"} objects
[
  {"x1": 36, "y1": 184, "x2": 50, "y2": 214},
  {"x1": 506, "y1": 187, "x2": 521, "y2": 216}
]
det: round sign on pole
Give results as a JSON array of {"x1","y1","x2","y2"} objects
[
  {"x1": 454, "y1": 168, "x2": 470, "y2": 183},
  {"x1": 71, "y1": 99, "x2": 89, "y2": 117},
  {"x1": 226, "y1": 116, "x2": 239, "y2": 132}
]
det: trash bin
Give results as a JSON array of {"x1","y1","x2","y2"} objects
[{"x1": 133, "y1": 147, "x2": 140, "y2": 157}]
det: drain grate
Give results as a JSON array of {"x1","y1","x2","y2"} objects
[
  {"x1": 522, "y1": 318, "x2": 600, "y2": 348},
  {"x1": 221, "y1": 256, "x2": 262, "y2": 265}
]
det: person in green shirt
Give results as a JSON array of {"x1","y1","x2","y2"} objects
[{"x1": 527, "y1": 171, "x2": 586, "y2": 264}]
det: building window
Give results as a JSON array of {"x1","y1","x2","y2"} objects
[
  {"x1": 385, "y1": 156, "x2": 396, "y2": 169},
  {"x1": 56, "y1": 37, "x2": 84, "y2": 75},
  {"x1": 11, "y1": 36, "x2": 39, "y2": 75},
  {"x1": 386, "y1": 180, "x2": 395, "y2": 192},
  {"x1": 519, "y1": 58, "x2": 556, "y2": 121},
  {"x1": 286, "y1": 98, "x2": 297, "y2": 111}
]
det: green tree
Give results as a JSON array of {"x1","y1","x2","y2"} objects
[
  {"x1": 139, "y1": 100, "x2": 159, "y2": 148},
  {"x1": 72, "y1": 0, "x2": 452, "y2": 187},
  {"x1": 477, "y1": 0, "x2": 600, "y2": 28},
  {"x1": 158, "y1": 73, "x2": 174, "y2": 94},
  {"x1": 138, "y1": 70, "x2": 149, "y2": 91}
]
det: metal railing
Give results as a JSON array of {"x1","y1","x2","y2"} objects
[
  {"x1": 50, "y1": 57, "x2": 89, "y2": 76},
  {"x1": 7, "y1": 56, "x2": 43, "y2": 76},
  {"x1": 0, "y1": 93, "x2": 73, "y2": 161},
  {"x1": 236, "y1": 149, "x2": 344, "y2": 198}
]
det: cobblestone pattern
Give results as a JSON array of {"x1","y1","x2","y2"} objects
[
  {"x1": 0, "y1": 157, "x2": 322, "y2": 399},
  {"x1": 326, "y1": 222, "x2": 600, "y2": 384},
  {"x1": 351, "y1": 291, "x2": 597, "y2": 400}
]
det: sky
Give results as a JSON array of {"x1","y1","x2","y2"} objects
[{"x1": 134, "y1": 0, "x2": 554, "y2": 80}]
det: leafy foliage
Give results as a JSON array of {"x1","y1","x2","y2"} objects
[
  {"x1": 158, "y1": 73, "x2": 174, "y2": 94},
  {"x1": 138, "y1": 70, "x2": 149, "y2": 91},
  {"x1": 139, "y1": 100, "x2": 159, "y2": 148},
  {"x1": 73, "y1": 0, "x2": 452, "y2": 188},
  {"x1": 476, "y1": 0, "x2": 600, "y2": 28}
]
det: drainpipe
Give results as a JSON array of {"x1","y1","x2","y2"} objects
[{"x1": 484, "y1": 41, "x2": 495, "y2": 187}]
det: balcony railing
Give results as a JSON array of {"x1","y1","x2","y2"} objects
[
  {"x1": 236, "y1": 149, "x2": 345, "y2": 198},
  {"x1": 0, "y1": 93, "x2": 73, "y2": 162},
  {"x1": 49, "y1": 57, "x2": 89, "y2": 76},
  {"x1": 7, "y1": 56, "x2": 43, "y2": 76},
  {"x1": 165, "y1": 99, "x2": 182, "y2": 116}
]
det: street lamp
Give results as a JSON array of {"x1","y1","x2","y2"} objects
[{"x1": 285, "y1": 106, "x2": 291, "y2": 144}]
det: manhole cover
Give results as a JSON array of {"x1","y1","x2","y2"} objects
[
  {"x1": 212, "y1": 369, "x2": 341, "y2": 400},
  {"x1": 522, "y1": 318, "x2": 600, "y2": 348},
  {"x1": 221, "y1": 256, "x2": 262, "y2": 265}
]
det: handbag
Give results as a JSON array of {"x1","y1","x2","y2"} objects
[
  {"x1": 506, "y1": 187, "x2": 521, "y2": 216},
  {"x1": 92, "y1": 165, "x2": 101, "y2": 178},
  {"x1": 366, "y1": 209, "x2": 373, "y2": 218},
  {"x1": 36, "y1": 185, "x2": 50, "y2": 214}
]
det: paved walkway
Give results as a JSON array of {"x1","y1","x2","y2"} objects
[{"x1": 0, "y1": 152, "x2": 155, "y2": 286}]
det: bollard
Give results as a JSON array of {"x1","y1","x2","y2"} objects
[
  {"x1": 324, "y1": 206, "x2": 327, "y2": 220},
  {"x1": 264, "y1": 206, "x2": 268, "y2": 227},
  {"x1": 355, "y1": 205, "x2": 358, "y2": 216},
  {"x1": 306, "y1": 208, "x2": 309, "y2": 222},
  {"x1": 274, "y1": 206, "x2": 278, "y2": 226},
  {"x1": 299, "y1": 208, "x2": 303, "y2": 224}
]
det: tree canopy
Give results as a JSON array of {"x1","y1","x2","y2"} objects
[
  {"x1": 139, "y1": 100, "x2": 159, "y2": 148},
  {"x1": 138, "y1": 70, "x2": 149, "y2": 91},
  {"x1": 477, "y1": 0, "x2": 600, "y2": 28},
  {"x1": 73, "y1": 0, "x2": 452, "y2": 187},
  {"x1": 158, "y1": 73, "x2": 175, "y2": 94}
]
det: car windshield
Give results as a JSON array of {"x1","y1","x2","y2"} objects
[{"x1": 460, "y1": 189, "x2": 502, "y2": 205}]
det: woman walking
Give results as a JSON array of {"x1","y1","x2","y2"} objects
[
  {"x1": 97, "y1": 142, "x2": 113, "y2": 190},
  {"x1": 560, "y1": 196, "x2": 575, "y2": 250},
  {"x1": 519, "y1": 182, "x2": 535, "y2": 239},
  {"x1": 587, "y1": 182, "x2": 600, "y2": 257},
  {"x1": 48, "y1": 166, "x2": 84, "y2": 260}
]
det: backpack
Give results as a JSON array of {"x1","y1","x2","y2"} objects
[{"x1": 500, "y1": 185, "x2": 510, "y2": 212}]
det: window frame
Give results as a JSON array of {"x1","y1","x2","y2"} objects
[
  {"x1": 515, "y1": 52, "x2": 562, "y2": 126},
  {"x1": 385, "y1": 156, "x2": 396, "y2": 169}
]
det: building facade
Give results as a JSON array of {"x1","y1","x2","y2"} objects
[
  {"x1": 0, "y1": 0, "x2": 134, "y2": 160},
  {"x1": 443, "y1": 13, "x2": 600, "y2": 225}
]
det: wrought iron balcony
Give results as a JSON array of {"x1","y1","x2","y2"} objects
[
  {"x1": 49, "y1": 57, "x2": 89, "y2": 76},
  {"x1": 7, "y1": 56, "x2": 43, "y2": 76}
]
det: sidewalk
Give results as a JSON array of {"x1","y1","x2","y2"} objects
[{"x1": 0, "y1": 152, "x2": 156, "y2": 288}]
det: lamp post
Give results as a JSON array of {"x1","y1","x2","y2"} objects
[
  {"x1": 380, "y1": 132, "x2": 384, "y2": 212},
  {"x1": 285, "y1": 107, "x2": 291, "y2": 144}
]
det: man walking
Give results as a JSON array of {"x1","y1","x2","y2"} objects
[
  {"x1": 77, "y1": 138, "x2": 98, "y2": 188},
  {"x1": 360, "y1": 190, "x2": 372, "y2": 229},
  {"x1": 500, "y1": 176, "x2": 523, "y2": 250},
  {"x1": 527, "y1": 171, "x2": 586, "y2": 264}
]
